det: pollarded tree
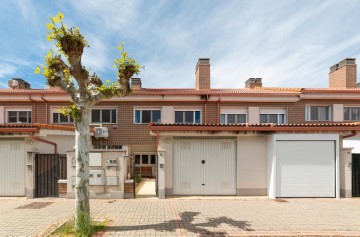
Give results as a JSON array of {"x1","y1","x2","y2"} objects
[{"x1": 36, "y1": 12, "x2": 142, "y2": 232}]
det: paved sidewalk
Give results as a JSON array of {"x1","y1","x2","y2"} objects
[{"x1": 0, "y1": 197, "x2": 360, "y2": 236}]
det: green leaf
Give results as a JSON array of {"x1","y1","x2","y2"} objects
[
  {"x1": 34, "y1": 67, "x2": 41, "y2": 74},
  {"x1": 46, "y1": 23, "x2": 54, "y2": 30},
  {"x1": 58, "y1": 11, "x2": 64, "y2": 20},
  {"x1": 52, "y1": 16, "x2": 59, "y2": 23}
]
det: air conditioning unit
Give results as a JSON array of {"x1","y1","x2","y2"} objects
[
  {"x1": 94, "y1": 127, "x2": 109, "y2": 138},
  {"x1": 8, "y1": 79, "x2": 19, "y2": 89}
]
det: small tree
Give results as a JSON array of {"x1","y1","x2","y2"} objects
[{"x1": 36, "y1": 12, "x2": 142, "y2": 233}]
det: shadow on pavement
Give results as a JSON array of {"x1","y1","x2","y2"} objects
[{"x1": 106, "y1": 211, "x2": 253, "y2": 236}]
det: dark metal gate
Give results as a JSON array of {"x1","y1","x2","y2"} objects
[
  {"x1": 35, "y1": 154, "x2": 67, "y2": 197},
  {"x1": 353, "y1": 154, "x2": 360, "y2": 197}
]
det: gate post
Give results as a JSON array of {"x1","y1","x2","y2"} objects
[
  {"x1": 157, "y1": 148, "x2": 166, "y2": 199},
  {"x1": 340, "y1": 148, "x2": 353, "y2": 197}
]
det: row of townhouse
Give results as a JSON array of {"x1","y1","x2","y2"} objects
[{"x1": 0, "y1": 58, "x2": 360, "y2": 199}]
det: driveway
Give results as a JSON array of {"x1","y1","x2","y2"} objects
[{"x1": 0, "y1": 197, "x2": 359, "y2": 236}]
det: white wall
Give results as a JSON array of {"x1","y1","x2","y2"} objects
[
  {"x1": 248, "y1": 107, "x2": 260, "y2": 124},
  {"x1": 340, "y1": 148, "x2": 352, "y2": 197},
  {"x1": 237, "y1": 136, "x2": 267, "y2": 195},
  {"x1": 35, "y1": 135, "x2": 74, "y2": 154},
  {"x1": 343, "y1": 135, "x2": 360, "y2": 153}
]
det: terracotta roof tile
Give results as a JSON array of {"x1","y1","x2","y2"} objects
[{"x1": 148, "y1": 122, "x2": 360, "y2": 132}]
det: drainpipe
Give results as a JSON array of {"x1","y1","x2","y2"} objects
[
  {"x1": 217, "y1": 95, "x2": 222, "y2": 124},
  {"x1": 204, "y1": 94, "x2": 209, "y2": 124},
  {"x1": 41, "y1": 94, "x2": 49, "y2": 123},
  {"x1": 30, "y1": 135, "x2": 58, "y2": 154},
  {"x1": 156, "y1": 130, "x2": 159, "y2": 148},
  {"x1": 343, "y1": 131, "x2": 359, "y2": 139},
  {"x1": 29, "y1": 95, "x2": 36, "y2": 123}
]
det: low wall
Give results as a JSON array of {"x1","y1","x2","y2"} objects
[{"x1": 67, "y1": 149, "x2": 127, "y2": 199}]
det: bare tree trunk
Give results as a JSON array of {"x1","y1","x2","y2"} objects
[{"x1": 74, "y1": 106, "x2": 91, "y2": 231}]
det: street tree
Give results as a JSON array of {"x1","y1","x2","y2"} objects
[{"x1": 36, "y1": 12, "x2": 142, "y2": 233}]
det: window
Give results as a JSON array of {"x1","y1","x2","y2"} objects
[
  {"x1": 260, "y1": 114, "x2": 285, "y2": 124},
  {"x1": 306, "y1": 106, "x2": 331, "y2": 121},
  {"x1": 91, "y1": 108, "x2": 116, "y2": 124},
  {"x1": 134, "y1": 109, "x2": 161, "y2": 124},
  {"x1": 174, "y1": 111, "x2": 201, "y2": 124},
  {"x1": 220, "y1": 114, "x2": 246, "y2": 124},
  {"x1": 134, "y1": 154, "x2": 157, "y2": 166},
  {"x1": 7, "y1": 110, "x2": 32, "y2": 123},
  {"x1": 260, "y1": 108, "x2": 287, "y2": 124},
  {"x1": 93, "y1": 144, "x2": 122, "y2": 149},
  {"x1": 344, "y1": 107, "x2": 360, "y2": 121},
  {"x1": 52, "y1": 112, "x2": 74, "y2": 124}
]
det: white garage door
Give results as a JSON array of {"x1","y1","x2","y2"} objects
[
  {"x1": 173, "y1": 139, "x2": 236, "y2": 195},
  {"x1": 276, "y1": 141, "x2": 335, "y2": 197},
  {"x1": 0, "y1": 140, "x2": 25, "y2": 196}
]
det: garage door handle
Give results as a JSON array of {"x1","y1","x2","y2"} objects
[
  {"x1": 201, "y1": 160, "x2": 205, "y2": 164},
  {"x1": 202, "y1": 184, "x2": 205, "y2": 186}
]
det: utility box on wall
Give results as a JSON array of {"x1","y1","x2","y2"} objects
[
  {"x1": 107, "y1": 176, "x2": 119, "y2": 185},
  {"x1": 67, "y1": 149, "x2": 127, "y2": 199},
  {"x1": 89, "y1": 170, "x2": 105, "y2": 185}
]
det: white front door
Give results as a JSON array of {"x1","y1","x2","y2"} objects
[
  {"x1": 173, "y1": 139, "x2": 236, "y2": 195},
  {"x1": 276, "y1": 140, "x2": 336, "y2": 197},
  {"x1": 0, "y1": 140, "x2": 25, "y2": 196}
]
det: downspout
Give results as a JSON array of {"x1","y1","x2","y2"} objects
[
  {"x1": 204, "y1": 94, "x2": 209, "y2": 124},
  {"x1": 41, "y1": 94, "x2": 49, "y2": 124},
  {"x1": 30, "y1": 135, "x2": 58, "y2": 154},
  {"x1": 156, "y1": 130, "x2": 159, "y2": 148},
  {"x1": 343, "y1": 131, "x2": 359, "y2": 139},
  {"x1": 29, "y1": 95, "x2": 36, "y2": 123},
  {"x1": 217, "y1": 95, "x2": 222, "y2": 124}
]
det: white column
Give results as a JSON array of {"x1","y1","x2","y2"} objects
[{"x1": 157, "y1": 148, "x2": 166, "y2": 199}]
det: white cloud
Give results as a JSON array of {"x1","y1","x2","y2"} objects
[{"x1": 0, "y1": 64, "x2": 16, "y2": 78}]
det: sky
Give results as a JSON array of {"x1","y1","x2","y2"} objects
[{"x1": 0, "y1": 0, "x2": 360, "y2": 89}]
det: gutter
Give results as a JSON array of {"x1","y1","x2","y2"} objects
[
  {"x1": 0, "y1": 127, "x2": 38, "y2": 133},
  {"x1": 343, "y1": 131, "x2": 359, "y2": 139},
  {"x1": 148, "y1": 125, "x2": 360, "y2": 132}
]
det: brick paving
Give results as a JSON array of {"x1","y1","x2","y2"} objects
[{"x1": 0, "y1": 197, "x2": 360, "y2": 236}]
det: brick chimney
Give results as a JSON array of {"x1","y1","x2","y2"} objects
[
  {"x1": 131, "y1": 78, "x2": 142, "y2": 90},
  {"x1": 245, "y1": 78, "x2": 262, "y2": 89},
  {"x1": 195, "y1": 58, "x2": 210, "y2": 90},
  {"x1": 329, "y1": 58, "x2": 357, "y2": 88}
]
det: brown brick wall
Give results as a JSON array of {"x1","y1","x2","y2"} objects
[
  {"x1": 3, "y1": 98, "x2": 360, "y2": 147},
  {"x1": 196, "y1": 64, "x2": 210, "y2": 89},
  {"x1": 329, "y1": 65, "x2": 357, "y2": 88},
  {"x1": 58, "y1": 182, "x2": 67, "y2": 194},
  {"x1": 124, "y1": 182, "x2": 134, "y2": 194}
]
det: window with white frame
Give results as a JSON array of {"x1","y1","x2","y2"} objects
[
  {"x1": 174, "y1": 110, "x2": 201, "y2": 124},
  {"x1": 134, "y1": 154, "x2": 157, "y2": 166},
  {"x1": 260, "y1": 108, "x2": 287, "y2": 124},
  {"x1": 305, "y1": 106, "x2": 332, "y2": 121},
  {"x1": 51, "y1": 108, "x2": 74, "y2": 124},
  {"x1": 6, "y1": 108, "x2": 32, "y2": 123},
  {"x1": 134, "y1": 109, "x2": 161, "y2": 124},
  {"x1": 91, "y1": 108, "x2": 117, "y2": 124},
  {"x1": 93, "y1": 144, "x2": 122, "y2": 149},
  {"x1": 220, "y1": 108, "x2": 247, "y2": 124},
  {"x1": 344, "y1": 107, "x2": 360, "y2": 121}
]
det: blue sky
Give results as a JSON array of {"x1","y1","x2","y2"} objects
[{"x1": 1, "y1": 0, "x2": 360, "y2": 89}]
